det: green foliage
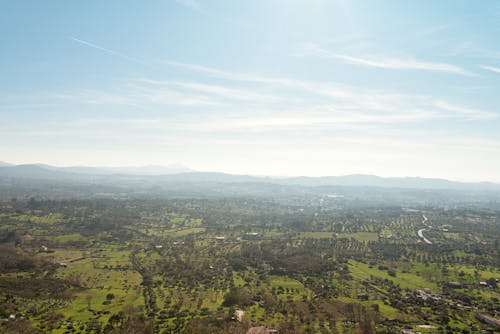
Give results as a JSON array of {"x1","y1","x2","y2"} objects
[
  {"x1": 222, "y1": 287, "x2": 252, "y2": 307},
  {"x1": 0, "y1": 197, "x2": 499, "y2": 333}
]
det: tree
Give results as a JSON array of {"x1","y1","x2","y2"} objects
[{"x1": 222, "y1": 287, "x2": 252, "y2": 307}]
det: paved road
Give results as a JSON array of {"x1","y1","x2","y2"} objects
[
  {"x1": 418, "y1": 228, "x2": 432, "y2": 244},
  {"x1": 422, "y1": 215, "x2": 428, "y2": 225},
  {"x1": 418, "y1": 215, "x2": 432, "y2": 244}
]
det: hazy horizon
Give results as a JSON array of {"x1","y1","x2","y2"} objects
[
  {"x1": 2, "y1": 1, "x2": 500, "y2": 182},
  {"x1": 2, "y1": 160, "x2": 500, "y2": 184}
]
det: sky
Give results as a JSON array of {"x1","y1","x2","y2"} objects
[{"x1": 1, "y1": 0, "x2": 500, "y2": 182}]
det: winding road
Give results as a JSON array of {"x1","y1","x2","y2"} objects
[{"x1": 417, "y1": 214, "x2": 432, "y2": 244}]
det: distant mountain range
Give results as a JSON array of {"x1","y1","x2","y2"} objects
[
  {"x1": 33, "y1": 163, "x2": 194, "y2": 176},
  {"x1": 1, "y1": 161, "x2": 499, "y2": 192}
]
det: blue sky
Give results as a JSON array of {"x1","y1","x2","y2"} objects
[{"x1": 1, "y1": 0, "x2": 500, "y2": 181}]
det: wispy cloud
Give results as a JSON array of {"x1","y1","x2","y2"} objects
[
  {"x1": 139, "y1": 79, "x2": 280, "y2": 102},
  {"x1": 163, "y1": 60, "x2": 494, "y2": 120},
  {"x1": 54, "y1": 86, "x2": 222, "y2": 108},
  {"x1": 181, "y1": 113, "x2": 437, "y2": 133},
  {"x1": 299, "y1": 43, "x2": 473, "y2": 76},
  {"x1": 480, "y1": 64, "x2": 500, "y2": 74},
  {"x1": 51, "y1": 58, "x2": 494, "y2": 125},
  {"x1": 449, "y1": 41, "x2": 500, "y2": 60},
  {"x1": 163, "y1": 60, "x2": 357, "y2": 99},
  {"x1": 411, "y1": 24, "x2": 449, "y2": 39},
  {"x1": 174, "y1": 0, "x2": 202, "y2": 11},
  {"x1": 70, "y1": 37, "x2": 142, "y2": 63},
  {"x1": 434, "y1": 100, "x2": 497, "y2": 120}
]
